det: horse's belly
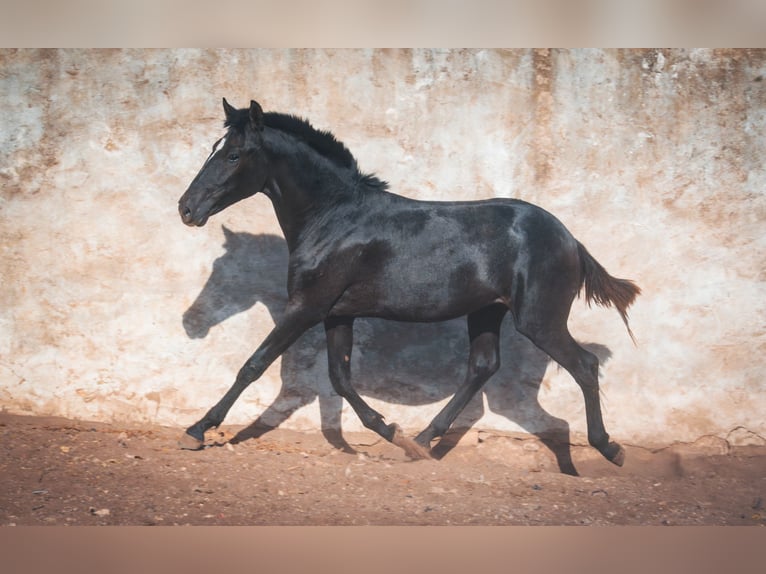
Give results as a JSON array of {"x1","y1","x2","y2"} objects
[{"x1": 331, "y1": 262, "x2": 506, "y2": 322}]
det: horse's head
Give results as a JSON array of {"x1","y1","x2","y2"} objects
[{"x1": 178, "y1": 98, "x2": 269, "y2": 227}]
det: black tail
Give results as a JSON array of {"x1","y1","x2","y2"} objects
[{"x1": 577, "y1": 242, "x2": 641, "y2": 344}]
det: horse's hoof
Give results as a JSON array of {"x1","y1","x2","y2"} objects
[
  {"x1": 604, "y1": 442, "x2": 625, "y2": 467},
  {"x1": 178, "y1": 431, "x2": 204, "y2": 451},
  {"x1": 390, "y1": 424, "x2": 433, "y2": 460}
]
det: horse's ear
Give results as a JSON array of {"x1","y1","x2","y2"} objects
[
  {"x1": 249, "y1": 100, "x2": 264, "y2": 131},
  {"x1": 222, "y1": 98, "x2": 237, "y2": 122}
]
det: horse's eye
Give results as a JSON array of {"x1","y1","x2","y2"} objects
[{"x1": 228, "y1": 153, "x2": 240, "y2": 163}]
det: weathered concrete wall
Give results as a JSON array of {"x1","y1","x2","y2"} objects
[{"x1": 1, "y1": 49, "x2": 764, "y2": 447}]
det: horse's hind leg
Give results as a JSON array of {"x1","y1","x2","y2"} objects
[
  {"x1": 324, "y1": 316, "x2": 431, "y2": 460},
  {"x1": 414, "y1": 304, "x2": 507, "y2": 450},
  {"x1": 516, "y1": 318, "x2": 625, "y2": 466}
]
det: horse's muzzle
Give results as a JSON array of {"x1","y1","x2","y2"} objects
[
  {"x1": 178, "y1": 200, "x2": 207, "y2": 227},
  {"x1": 179, "y1": 203, "x2": 195, "y2": 225}
]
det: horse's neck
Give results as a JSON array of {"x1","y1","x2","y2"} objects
[
  {"x1": 261, "y1": 175, "x2": 306, "y2": 252},
  {"x1": 262, "y1": 143, "x2": 356, "y2": 252}
]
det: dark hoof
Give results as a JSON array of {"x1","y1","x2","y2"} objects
[
  {"x1": 602, "y1": 442, "x2": 625, "y2": 467},
  {"x1": 390, "y1": 424, "x2": 434, "y2": 460},
  {"x1": 178, "y1": 431, "x2": 204, "y2": 451}
]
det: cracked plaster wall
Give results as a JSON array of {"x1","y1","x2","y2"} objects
[{"x1": 1, "y1": 49, "x2": 764, "y2": 447}]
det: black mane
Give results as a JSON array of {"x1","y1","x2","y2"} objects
[
  {"x1": 224, "y1": 107, "x2": 388, "y2": 192},
  {"x1": 263, "y1": 113, "x2": 356, "y2": 170}
]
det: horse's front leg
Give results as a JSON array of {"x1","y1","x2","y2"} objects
[
  {"x1": 324, "y1": 316, "x2": 432, "y2": 460},
  {"x1": 179, "y1": 307, "x2": 320, "y2": 450}
]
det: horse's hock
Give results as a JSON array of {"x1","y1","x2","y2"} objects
[{"x1": 1, "y1": 49, "x2": 764, "y2": 453}]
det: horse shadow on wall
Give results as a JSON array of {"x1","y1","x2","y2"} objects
[{"x1": 182, "y1": 227, "x2": 614, "y2": 475}]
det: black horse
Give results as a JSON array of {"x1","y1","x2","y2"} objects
[{"x1": 177, "y1": 98, "x2": 640, "y2": 465}]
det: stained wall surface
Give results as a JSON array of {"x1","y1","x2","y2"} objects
[{"x1": 1, "y1": 49, "x2": 764, "y2": 447}]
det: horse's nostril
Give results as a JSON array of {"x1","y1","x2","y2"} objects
[{"x1": 179, "y1": 203, "x2": 193, "y2": 222}]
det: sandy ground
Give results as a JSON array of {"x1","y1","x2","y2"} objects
[{"x1": 1, "y1": 412, "x2": 764, "y2": 526}]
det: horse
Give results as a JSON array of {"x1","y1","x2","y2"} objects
[{"x1": 177, "y1": 98, "x2": 640, "y2": 466}]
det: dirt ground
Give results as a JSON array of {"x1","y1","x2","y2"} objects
[{"x1": 1, "y1": 412, "x2": 764, "y2": 526}]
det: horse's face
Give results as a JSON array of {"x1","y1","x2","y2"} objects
[{"x1": 178, "y1": 99, "x2": 268, "y2": 227}]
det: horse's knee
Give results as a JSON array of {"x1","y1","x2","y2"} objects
[
  {"x1": 236, "y1": 363, "x2": 259, "y2": 385},
  {"x1": 327, "y1": 361, "x2": 350, "y2": 385},
  {"x1": 469, "y1": 347, "x2": 500, "y2": 382},
  {"x1": 479, "y1": 353, "x2": 501, "y2": 380}
]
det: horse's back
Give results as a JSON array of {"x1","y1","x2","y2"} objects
[{"x1": 374, "y1": 194, "x2": 580, "y2": 267}]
